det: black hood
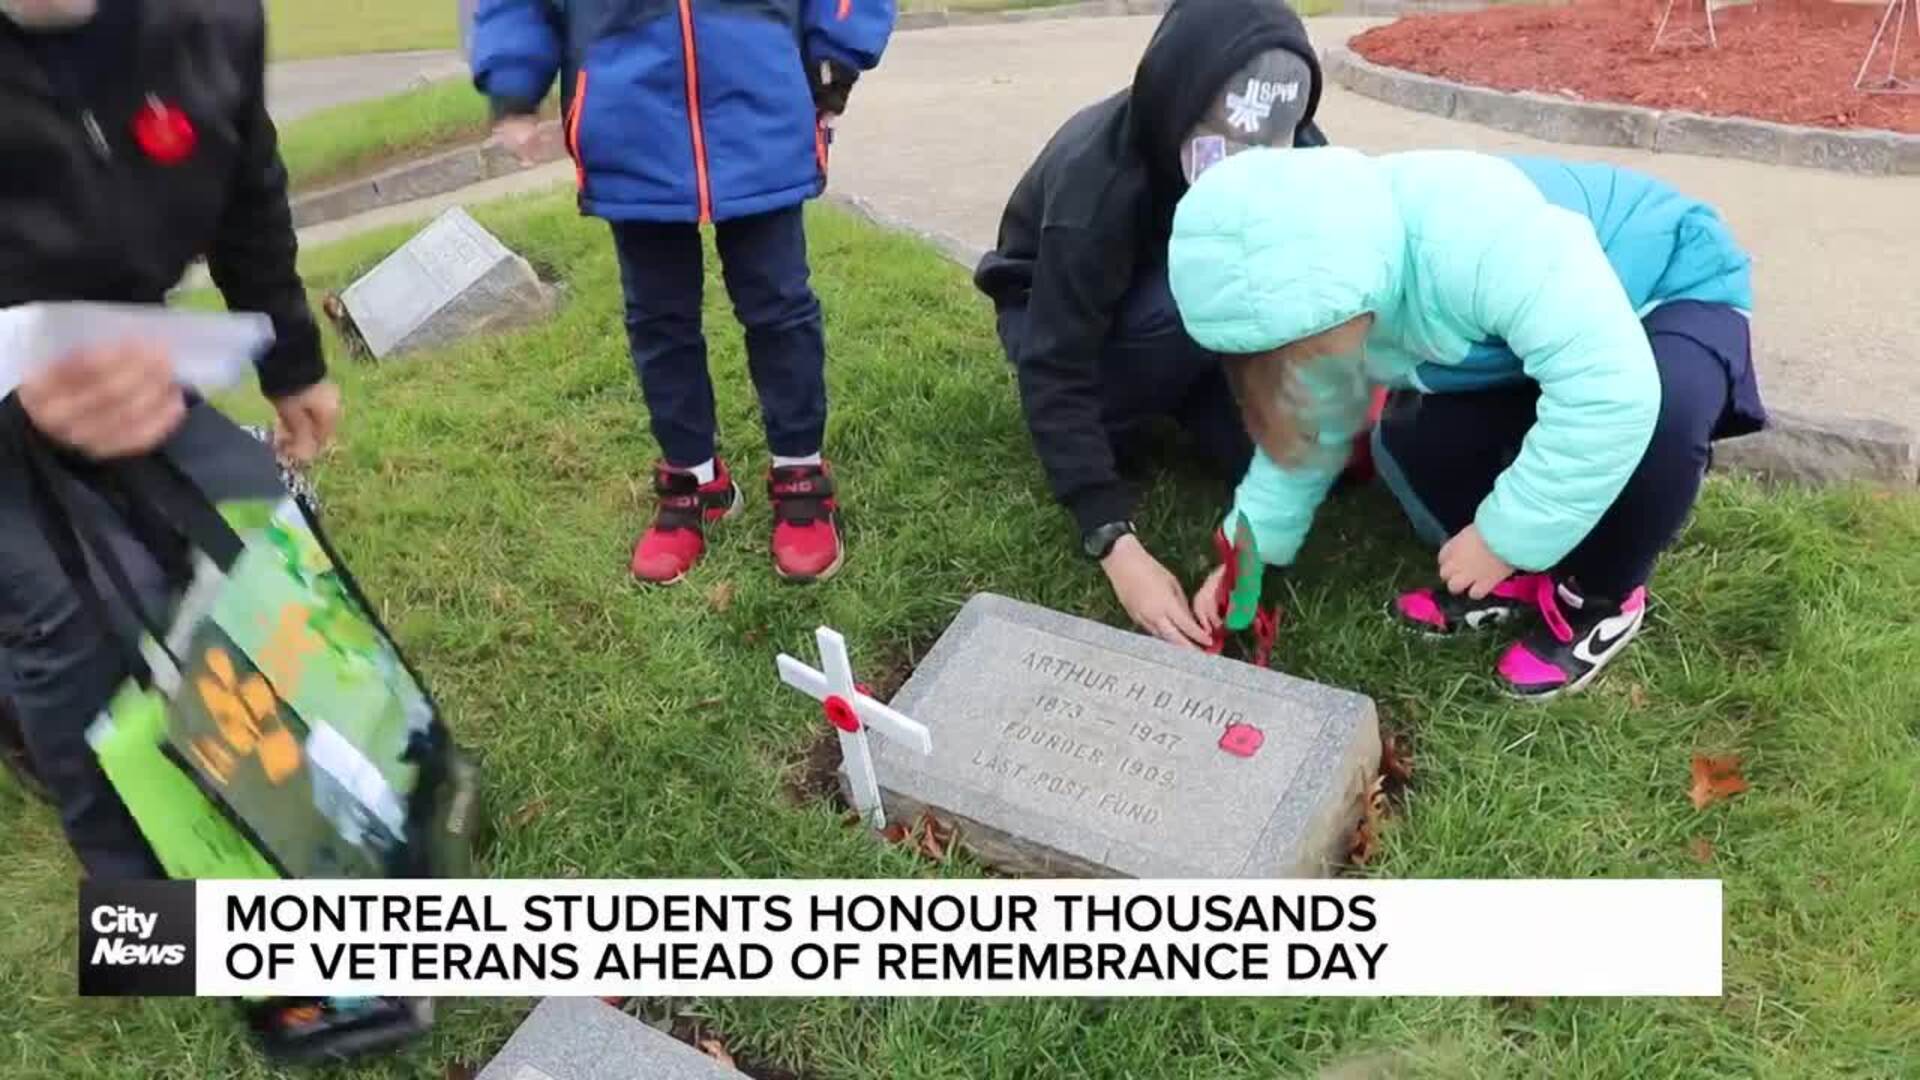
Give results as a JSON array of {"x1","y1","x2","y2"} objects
[{"x1": 1127, "y1": 0, "x2": 1322, "y2": 195}]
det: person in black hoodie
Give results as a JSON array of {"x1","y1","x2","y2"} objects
[
  {"x1": 975, "y1": 0, "x2": 1327, "y2": 649},
  {"x1": 0, "y1": 0, "x2": 341, "y2": 878}
]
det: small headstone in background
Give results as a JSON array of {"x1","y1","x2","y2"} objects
[
  {"x1": 854, "y1": 593, "x2": 1381, "y2": 878},
  {"x1": 478, "y1": 999, "x2": 745, "y2": 1080},
  {"x1": 338, "y1": 207, "x2": 552, "y2": 360}
]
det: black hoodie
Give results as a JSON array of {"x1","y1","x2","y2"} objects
[{"x1": 974, "y1": 0, "x2": 1324, "y2": 536}]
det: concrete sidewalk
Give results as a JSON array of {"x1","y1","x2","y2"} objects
[
  {"x1": 267, "y1": 49, "x2": 466, "y2": 125},
  {"x1": 827, "y1": 15, "x2": 1920, "y2": 427}
]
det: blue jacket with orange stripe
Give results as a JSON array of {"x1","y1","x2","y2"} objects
[{"x1": 471, "y1": 0, "x2": 894, "y2": 223}]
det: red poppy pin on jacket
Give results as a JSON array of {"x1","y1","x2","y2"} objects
[{"x1": 132, "y1": 94, "x2": 196, "y2": 165}]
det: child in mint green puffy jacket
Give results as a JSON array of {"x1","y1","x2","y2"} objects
[{"x1": 1169, "y1": 146, "x2": 1765, "y2": 699}]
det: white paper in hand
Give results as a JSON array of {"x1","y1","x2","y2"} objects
[{"x1": 0, "y1": 302, "x2": 274, "y2": 399}]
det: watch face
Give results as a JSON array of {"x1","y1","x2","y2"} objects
[{"x1": 1086, "y1": 522, "x2": 1131, "y2": 558}]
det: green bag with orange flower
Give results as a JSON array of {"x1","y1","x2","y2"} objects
[{"x1": 16, "y1": 435, "x2": 480, "y2": 883}]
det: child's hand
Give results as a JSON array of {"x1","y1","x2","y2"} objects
[
  {"x1": 490, "y1": 114, "x2": 543, "y2": 166},
  {"x1": 809, "y1": 58, "x2": 859, "y2": 117},
  {"x1": 19, "y1": 340, "x2": 185, "y2": 460},
  {"x1": 1438, "y1": 524, "x2": 1515, "y2": 599},
  {"x1": 270, "y1": 380, "x2": 342, "y2": 466},
  {"x1": 1104, "y1": 536, "x2": 1212, "y2": 650},
  {"x1": 1192, "y1": 563, "x2": 1227, "y2": 634}
]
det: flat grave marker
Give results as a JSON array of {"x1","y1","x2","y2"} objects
[
  {"x1": 477, "y1": 998, "x2": 744, "y2": 1080},
  {"x1": 851, "y1": 593, "x2": 1380, "y2": 878}
]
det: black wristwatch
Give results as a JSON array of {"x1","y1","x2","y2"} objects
[{"x1": 1082, "y1": 520, "x2": 1135, "y2": 561}]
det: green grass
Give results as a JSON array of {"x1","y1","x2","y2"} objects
[
  {"x1": 278, "y1": 78, "x2": 496, "y2": 192},
  {"x1": 4, "y1": 193, "x2": 1918, "y2": 1078},
  {"x1": 267, "y1": 0, "x2": 457, "y2": 62}
]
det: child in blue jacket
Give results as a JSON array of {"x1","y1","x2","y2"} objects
[
  {"x1": 1170, "y1": 147, "x2": 1765, "y2": 699},
  {"x1": 472, "y1": 0, "x2": 894, "y2": 584}
]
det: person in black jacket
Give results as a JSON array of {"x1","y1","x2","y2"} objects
[
  {"x1": 0, "y1": 0, "x2": 341, "y2": 878},
  {"x1": 975, "y1": 0, "x2": 1326, "y2": 649}
]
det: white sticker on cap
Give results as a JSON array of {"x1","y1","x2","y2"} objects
[{"x1": 1225, "y1": 77, "x2": 1302, "y2": 134}]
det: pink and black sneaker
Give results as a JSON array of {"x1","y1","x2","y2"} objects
[
  {"x1": 1391, "y1": 573, "x2": 1551, "y2": 637},
  {"x1": 630, "y1": 461, "x2": 743, "y2": 585},
  {"x1": 1496, "y1": 580, "x2": 1649, "y2": 701}
]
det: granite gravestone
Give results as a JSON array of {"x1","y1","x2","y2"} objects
[
  {"x1": 478, "y1": 999, "x2": 744, "y2": 1080},
  {"x1": 852, "y1": 594, "x2": 1380, "y2": 878},
  {"x1": 339, "y1": 207, "x2": 551, "y2": 359}
]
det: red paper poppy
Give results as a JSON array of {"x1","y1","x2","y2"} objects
[
  {"x1": 1219, "y1": 722, "x2": 1265, "y2": 759},
  {"x1": 132, "y1": 97, "x2": 196, "y2": 165},
  {"x1": 823, "y1": 695, "x2": 860, "y2": 733}
]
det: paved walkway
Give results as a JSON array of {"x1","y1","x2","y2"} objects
[
  {"x1": 267, "y1": 49, "x2": 466, "y2": 124},
  {"x1": 293, "y1": 17, "x2": 1919, "y2": 426}
]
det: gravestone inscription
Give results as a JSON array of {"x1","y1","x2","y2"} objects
[
  {"x1": 339, "y1": 206, "x2": 552, "y2": 359},
  {"x1": 853, "y1": 594, "x2": 1380, "y2": 878}
]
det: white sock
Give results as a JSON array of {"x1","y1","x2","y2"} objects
[
  {"x1": 679, "y1": 458, "x2": 716, "y2": 485},
  {"x1": 771, "y1": 452, "x2": 822, "y2": 469}
]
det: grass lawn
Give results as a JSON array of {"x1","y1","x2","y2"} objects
[
  {"x1": 278, "y1": 78, "x2": 500, "y2": 193},
  {"x1": 2, "y1": 193, "x2": 1917, "y2": 1078},
  {"x1": 267, "y1": 0, "x2": 457, "y2": 62}
]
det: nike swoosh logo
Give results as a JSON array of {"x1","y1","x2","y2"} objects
[{"x1": 1575, "y1": 609, "x2": 1643, "y2": 665}]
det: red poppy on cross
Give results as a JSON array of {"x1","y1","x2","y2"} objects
[{"x1": 777, "y1": 627, "x2": 932, "y2": 830}]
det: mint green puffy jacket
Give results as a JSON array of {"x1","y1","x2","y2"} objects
[{"x1": 1167, "y1": 146, "x2": 1750, "y2": 571}]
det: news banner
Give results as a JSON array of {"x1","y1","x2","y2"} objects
[{"x1": 78, "y1": 880, "x2": 1721, "y2": 998}]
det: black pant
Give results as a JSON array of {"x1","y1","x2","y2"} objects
[
  {"x1": 610, "y1": 205, "x2": 827, "y2": 466},
  {"x1": 1373, "y1": 301, "x2": 1761, "y2": 598},
  {"x1": 996, "y1": 262, "x2": 1254, "y2": 479},
  {"x1": 0, "y1": 403, "x2": 282, "y2": 879}
]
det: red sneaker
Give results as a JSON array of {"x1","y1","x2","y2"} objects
[
  {"x1": 630, "y1": 461, "x2": 742, "y2": 585},
  {"x1": 768, "y1": 461, "x2": 844, "y2": 582}
]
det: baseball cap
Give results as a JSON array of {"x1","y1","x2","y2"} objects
[{"x1": 1179, "y1": 48, "x2": 1314, "y2": 184}]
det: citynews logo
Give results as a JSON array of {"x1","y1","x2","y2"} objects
[{"x1": 78, "y1": 881, "x2": 197, "y2": 997}]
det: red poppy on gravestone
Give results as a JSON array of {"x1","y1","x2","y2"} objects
[{"x1": 132, "y1": 95, "x2": 196, "y2": 165}]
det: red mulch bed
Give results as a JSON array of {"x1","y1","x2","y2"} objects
[{"x1": 1351, "y1": 0, "x2": 1920, "y2": 134}]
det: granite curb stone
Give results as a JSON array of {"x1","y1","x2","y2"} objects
[
  {"x1": 1325, "y1": 48, "x2": 1920, "y2": 175},
  {"x1": 290, "y1": 119, "x2": 567, "y2": 230},
  {"x1": 1714, "y1": 410, "x2": 1920, "y2": 487}
]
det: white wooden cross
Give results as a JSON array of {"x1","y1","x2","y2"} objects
[{"x1": 777, "y1": 627, "x2": 931, "y2": 830}]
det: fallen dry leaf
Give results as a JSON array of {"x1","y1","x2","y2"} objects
[
  {"x1": 1689, "y1": 754, "x2": 1749, "y2": 810},
  {"x1": 696, "y1": 696, "x2": 724, "y2": 709},
  {"x1": 697, "y1": 1038, "x2": 737, "y2": 1067},
  {"x1": 1380, "y1": 729, "x2": 1414, "y2": 787},
  {"x1": 1348, "y1": 774, "x2": 1388, "y2": 866},
  {"x1": 841, "y1": 809, "x2": 863, "y2": 828},
  {"x1": 879, "y1": 822, "x2": 910, "y2": 845},
  {"x1": 506, "y1": 797, "x2": 548, "y2": 829},
  {"x1": 706, "y1": 581, "x2": 735, "y2": 613},
  {"x1": 915, "y1": 811, "x2": 955, "y2": 861},
  {"x1": 1689, "y1": 837, "x2": 1715, "y2": 863},
  {"x1": 1629, "y1": 683, "x2": 1649, "y2": 709},
  {"x1": 442, "y1": 1064, "x2": 479, "y2": 1080}
]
